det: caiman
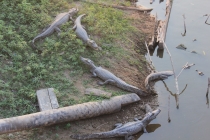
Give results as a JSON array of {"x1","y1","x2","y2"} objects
[
  {"x1": 73, "y1": 14, "x2": 101, "y2": 50},
  {"x1": 32, "y1": 8, "x2": 78, "y2": 49},
  {"x1": 70, "y1": 108, "x2": 161, "y2": 140},
  {"x1": 80, "y1": 57, "x2": 148, "y2": 96},
  {"x1": 145, "y1": 71, "x2": 174, "y2": 91}
]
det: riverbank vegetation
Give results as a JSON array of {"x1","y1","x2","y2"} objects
[{"x1": 0, "y1": 0, "x2": 151, "y2": 118}]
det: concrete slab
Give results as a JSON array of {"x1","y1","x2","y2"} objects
[{"x1": 36, "y1": 88, "x2": 59, "y2": 111}]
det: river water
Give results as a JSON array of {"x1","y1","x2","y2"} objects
[{"x1": 137, "y1": 0, "x2": 210, "y2": 139}]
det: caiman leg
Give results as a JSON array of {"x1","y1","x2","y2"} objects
[
  {"x1": 114, "y1": 123, "x2": 123, "y2": 129},
  {"x1": 55, "y1": 27, "x2": 61, "y2": 36},
  {"x1": 97, "y1": 79, "x2": 116, "y2": 85},
  {"x1": 143, "y1": 126, "x2": 148, "y2": 133},
  {"x1": 42, "y1": 25, "x2": 50, "y2": 32},
  {"x1": 70, "y1": 16, "x2": 74, "y2": 22},
  {"x1": 160, "y1": 75, "x2": 169, "y2": 80},
  {"x1": 125, "y1": 135, "x2": 135, "y2": 140}
]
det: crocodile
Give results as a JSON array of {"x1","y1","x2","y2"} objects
[
  {"x1": 145, "y1": 71, "x2": 174, "y2": 91},
  {"x1": 32, "y1": 8, "x2": 78, "y2": 49},
  {"x1": 70, "y1": 108, "x2": 161, "y2": 140},
  {"x1": 72, "y1": 14, "x2": 102, "y2": 50},
  {"x1": 80, "y1": 57, "x2": 148, "y2": 96}
]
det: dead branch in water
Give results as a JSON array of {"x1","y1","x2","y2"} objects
[
  {"x1": 145, "y1": 42, "x2": 156, "y2": 72},
  {"x1": 162, "y1": 40, "x2": 180, "y2": 108},
  {"x1": 206, "y1": 78, "x2": 210, "y2": 97},
  {"x1": 181, "y1": 14, "x2": 186, "y2": 36},
  {"x1": 168, "y1": 95, "x2": 171, "y2": 122},
  {"x1": 81, "y1": 0, "x2": 153, "y2": 12},
  {"x1": 205, "y1": 15, "x2": 210, "y2": 25},
  {"x1": 177, "y1": 62, "x2": 188, "y2": 79}
]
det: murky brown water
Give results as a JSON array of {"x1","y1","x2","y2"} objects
[{"x1": 137, "y1": 0, "x2": 210, "y2": 139}]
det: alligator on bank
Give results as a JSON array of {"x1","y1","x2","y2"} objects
[
  {"x1": 72, "y1": 14, "x2": 102, "y2": 50},
  {"x1": 145, "y1": 71, "x2": 174, "y2": 92},
  {"x1": 80, "y1": 57, "x2": 148, "y2": 96},
  {"x1": 70, "y1": 108, "x2": 161, "y2": 140},
  {"x1": 32, "y1": 8, "x2": 78, "y2": 49}
]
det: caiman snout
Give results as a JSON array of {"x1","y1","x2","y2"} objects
[{"x1": 87, "y1": 39, "x2": 102, "y2": 51}]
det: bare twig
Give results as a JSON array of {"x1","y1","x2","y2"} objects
[
  {"x1": 145, "y1": 42, "x2": 156, "y2": 72},
  {"x1": 177, "y1": 62, "x2": 188, "y2": 79},
  {"x1": 181, "y1": 14, "x2": 186, "y2": 36}
]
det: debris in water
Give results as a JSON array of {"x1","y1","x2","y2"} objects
[
  {"x1": 206, "y1": 78, "x2": 210, "y2": 97},
  {"x1": 181, "y1": 14, "x2": 186, "y2": 36},
  {"x1": 191, "y1": 50, "x2": 197, "y2": 54},
  {"x1": 205, "y1": 14, "x2": 210, "y2": 25},
  {"x1": 176, "y1": 44, "x2": 187, "y2": 50},
  {"x1": 203, "y1": 51, "x2": 206, "y2": 55},
  {"x1": 168, "y1": 95, "x2": 171, "y2": 123},
  {"x1": 183, "y1": 63, "x2": 195, "y2": 69},
  {"x1": 193, "y1": 39, "x2": 197, "y2": 42},
  {"x1": 195, "y1": 70, "x2": 204, "y2": 76}
]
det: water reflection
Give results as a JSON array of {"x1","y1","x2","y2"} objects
[
  {"x1": 148, "y1": 44, "x2": 164, "y2": 58},
  {"x1": 162, "y1": 81, "x2": 188, "y2": 109},
  {"x1": 136, "y1": 124, "x2": 161, "y2": 139}
]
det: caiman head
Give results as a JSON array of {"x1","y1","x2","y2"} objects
[
  {"x1": 80, "y1": 57, "x2": 96, "y2": 69},
  {"x1": 87, "y1": 39, "x2": 102, "y2": 51},
  {"x1": 68, "y1": 8, "x2": 79, "y2": 15},
  {"x1": 143, "y1": 109, "x2": 161, "y2": 125}
]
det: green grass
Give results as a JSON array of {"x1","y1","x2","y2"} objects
[{"x1": 0, "y1": 0, "x2": 143, "y2": 118}]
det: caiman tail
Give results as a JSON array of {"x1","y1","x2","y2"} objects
[
  {"x1": 31, "y1": 37, "x2": 38, "y2": 49},
  {"x1": 70, "y1": 131, "x2": 127, "y2": 140},
  {"x1": 122, "y1": 84, "x2": 148, "y2": 96}
]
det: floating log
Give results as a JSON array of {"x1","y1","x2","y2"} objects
[{"x1": 0, "y1": 93, "x2": 140, "y2": 134}]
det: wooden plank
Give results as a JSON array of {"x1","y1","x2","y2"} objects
[
  {"x1": 36, "y1": 89, "x2": 52, "y2": 111},
  {"x1": 48, "y1": 88, "x2": 59, "y2": 109}
]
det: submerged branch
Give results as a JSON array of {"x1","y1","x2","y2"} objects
[
  {"x1": 205, "y1": 15, "x2": 210, "y2": 25},
  {"x1": 145, "y1": 42, "x2": 156, "y2": 72},
  {"x1": 181, "y1": 14, "x2": 186, "y2": 36}
]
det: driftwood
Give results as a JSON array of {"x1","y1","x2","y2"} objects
[
  {"x1": 158, "y1": 0, "x2": 172, "y2": 49},
  {"x1": 147, "y1": 0, "x2": 172, "y2": 49},
  {"x1": 162, "y1": 41, "x2": 183, "y2": 108},
  {"x1": 0, "y1": 94, "x2": 140, "y2": 134},
  {"x1": 82, "y1": 0, "x2": 153, "y2": 12}
]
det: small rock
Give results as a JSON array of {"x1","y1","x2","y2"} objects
[
  {"x1": 191, "y1": 51, "x2": 197, "y2": 53},
  {"x1": 193, "y1": 39, "x2": 197, "y2": 42}
]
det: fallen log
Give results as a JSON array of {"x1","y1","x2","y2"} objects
[
  {"x1": 157, "y1": 0, "x2": 173, "y2": 49},
  {"x1": 82, "y1": 0, "x2": 153, "y2": 12},
  {"x1": 0, "y1": 93, "x2": 140, "y2": 134}
]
